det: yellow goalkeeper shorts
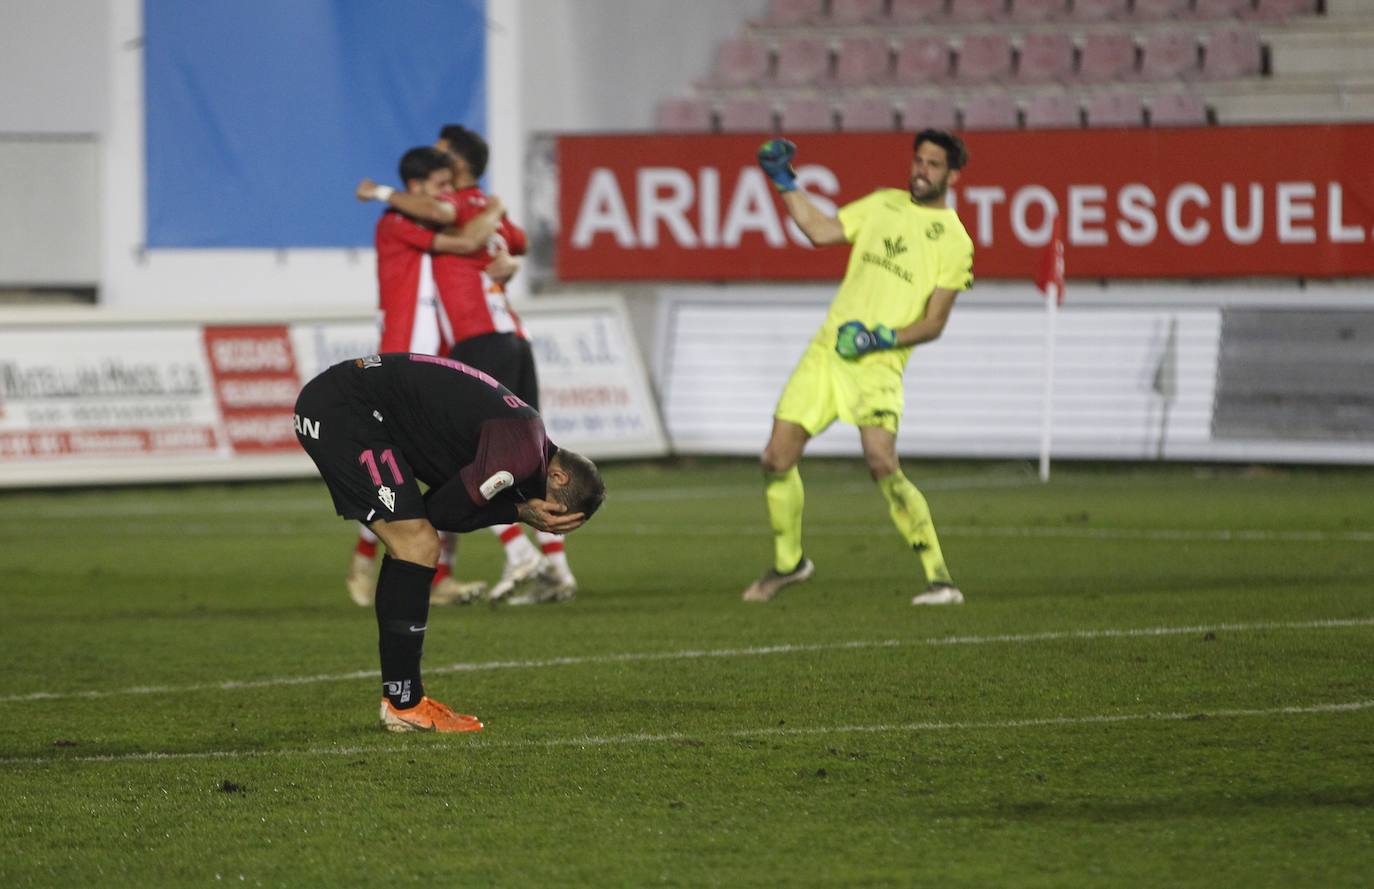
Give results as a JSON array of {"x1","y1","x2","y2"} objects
[{"x1": 774, "y1": 341, "x2": 904, "y2": 436}]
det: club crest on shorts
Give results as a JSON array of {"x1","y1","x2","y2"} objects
[{"x1": 377, "y1": 485, "x2": 396, "y2": 512}]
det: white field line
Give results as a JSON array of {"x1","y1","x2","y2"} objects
[
  {"x1": 3, "y1": 617, "x2": 1371, "y2": 706},
  {"x1": 2, "y1": 699, "x2": 1370, "y2": 767}
]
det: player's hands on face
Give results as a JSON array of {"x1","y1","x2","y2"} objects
[
  {"x1": 757, "y1": 138, "x2": 799, "y2": 193},
  {"x1": 356, "y1": 178, "x2": 379, "y2": 202},
  {"x1": 835, "y1": 320, "x2": 898, "y2": 360},
  {"x1": 518, "y1": 498, "x2": 586, "y2": 534}
]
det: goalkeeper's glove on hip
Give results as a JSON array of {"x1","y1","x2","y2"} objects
[
  {"x1": 757, "y1": 138, "x2": 798, "y2": 193},
  {"x1": 835, "y1": 320, "x2": 897, "y2": 360}
]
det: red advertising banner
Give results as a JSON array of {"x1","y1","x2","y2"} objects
[
  {"x1": 556, "y1": 125, "x2": 1374, "y2": 281},
  {"x1": 202, "y1": 325, "x2": 302, "y2": 454}
]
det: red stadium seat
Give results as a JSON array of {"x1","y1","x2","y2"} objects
[
  {"x1": 654, "y1": 97, "x2": 714, "y2": 132},
  {"x1": 949, "y1": 0, "x2": 1009, "y2": 22},
  {"x1": 832, "y1": 36, "x2": 891, "y2": 87},
  {"x1": 759, "y1": 0, "x2": 823, "y2": 26},
  {"x1": 1247, "y1": 0, "x2": 1319, "y2": 21},
  {"x1": 1190, "y1": 0, "x2": 1252, "y2": 20},
  {"x1": 702, "y1": 37, "x2": 771, "y2": 88},
  {"x1": 1149, "y1": 92, "x2": 1210, "y2": 126},
  {"x1": 1129, "y1": 0, "x2": 1191, "y2": 20},
  {"x1": 1010, "y1": 0, "x2": 1067, "y2": 22},
  {"x1": 825, "y1": 0, "x2": 886, "y2": 25},
  {"x1": 717, "y1": 98, "x2": 775, "y2": 133},
  {"x1": 894, "y1": 35, "x2": 954, "y2": 84},
  {"x1": 1023, "y1": 92, "x2": 1082, "y2": 128},
  {"x1": 837, "y1": 96, "x2": 896, "y2": 130},
  {"x1": 1085, "y1": 92, "x2": 1145, "y2": 127},
  {"x1": 1201, "y1": 28, "x2": 1263, "y2": 79},
  {"x1": 1066, "y1": 0, "x2": 1128, "y2": 21},
  {"x1": 961, "y1": 93, "x2": 1020, "y2": 130},
  {"x1": 1135, "y1": 31, "x2": 1200, "y2": 80},
  {"x1": 900, "y1": 94, "x2": 959, "y2": 130},
  {"x1": 778, "y1": 97, "x2": 834, "y2": 131},
  {"x1": 1075, "y1": 32, "x2": 1137, "y2": 82},
  {"x1": 772, "y1": 37, "x2": 831, "y2": 87},
  {"x1": 1014, "y1": 32, "x2": 1075, "y2": 83},
  {"x1": 956, "y1": 33, "x2": 1014, "y2": 84},
  {"x1": 887, "y1": 0, "x2": 949, "y2": 23}
]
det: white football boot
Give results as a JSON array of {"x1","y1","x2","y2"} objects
[
  {"x1": 345, "y1": 553, "x2": 375, "y2": 607},
  {"x1": 486, "y1": 552, "x2": 548, "y2": 603},
  {"x1": 508, "y1": 561, "x2": 578, "y2": 606},
  {"x1": 911, "y1": 583, "x2": 964, "y2": 606}
]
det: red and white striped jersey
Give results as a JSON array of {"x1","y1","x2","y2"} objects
[
  {"x1": 433, "y1": 187, "x2": 530, "y2": 348},
  {"x1": 374, "y1": 209, "x2": 443, "y2": 354}
]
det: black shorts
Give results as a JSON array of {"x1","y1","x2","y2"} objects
[
  {"x1": 293, "y1": 363, "x2": 428, "y2": 525},
  {"x1": 449, "y1": 333, "x2": 539, "y2": 409}
]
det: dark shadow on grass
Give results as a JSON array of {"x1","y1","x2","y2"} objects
[{"x1": 935, "y1": 785, "x2": 1374, "y2": 822}]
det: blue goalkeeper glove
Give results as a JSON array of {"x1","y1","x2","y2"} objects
[
  {"x1": 835, "y1": 321, "x2": 897, "y2": 360},
  {"x1": 757, "y1": 138, "x2": 798, "y2": 193}
]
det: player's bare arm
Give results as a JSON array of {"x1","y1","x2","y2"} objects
[
  {"x1": 891, "y1": 288, "x2": 959, "y2": 347},
  {"x1": 356, "y1": 177, "x2": 456, "y2": 225},
  {"x1": 486, "y1": 245, "x2": 520, "y2": 285},
  {"x1": 758, "y1": 138, "x2": 848, "y2": 246},
  {"x1": 431, "y1": 195, "x2": 506, "y2": 255}
]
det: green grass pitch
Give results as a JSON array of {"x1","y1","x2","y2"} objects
[{"x1": 2, "y1": 459, "x2": 1372, "y2": 887}]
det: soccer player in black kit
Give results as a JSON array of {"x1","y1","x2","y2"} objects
[{"x1": 293, "y1": 353, "x2": 605, "y2": 732}]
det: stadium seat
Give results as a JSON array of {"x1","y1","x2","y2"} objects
[
  {"x1": 778, "y1": 97, "x2": 834, "y2": 131},
  {"x1": 1023, "y1": 92, "x2": 1082, "y2": 128},
  {"x1": 702, "y1": 37, "x2": 771, "y2": 88},
  {"x1": 1247, "y1": 0, "x2": 1319, "y2": 20},
  {"x1": 1201, "y1": 28, "x2": 1263, "y2": 79},
  {"x1": 1129, "y1": 0, "x2": 1191, "y2": 20},
  {"x1": 717, "y1": 97, "x2": 775, "y2": 133},
  {"x1": 773, "y1": 37, "x2": 831, "y2": 87},
  {"x1": 1135, "y1": 31, "x2": 1200, "y2": 80},
  {"x1": 900, "y1": 94, "x2": 959, "y2": 130},
  {"x1": 1009, "y1": 0, "x2": 1067, "y2": 22},
  {"x1": 838, "y1": 96, "x2": 897, "y2": 130},
  {"x1": 1190, "y1": 0, "x2": 1252, "y2": 20},
  {"x1": 949, "y1": 0, "x2": 1010, "y2": 22},
  {"x1": 1149, "y1": 92, "x2": 1210, "y2": 126},
  {"x1": 654, "y1": 96, "x2": 714, "y2": 132},
  {"x1": 825, "y1": 0, "x2": 886, "y2": 25},
  {"x1": 961, "y1": 93, "x2": 1020, "y2": 129},
  {"x1": 1014, "y1": 32, "x2": 1075, "y2": 83},
  {"x1": 1085, "y1": 92, "x2": 1145, "y2": 127},
  {"x1": 1066, "y1": 0, "x2": 1127, "y2": 21},
  {"x1": 759, "y1": 0, "x2": 823, "y2": 26},
  {"x1": 832, "y1": 36, "x2": 891, "y2": 87},
  {"x1": 887, "y1": 0, "x2": 949, "y2": 23},
  {"x1": 1075, "y1": 32, "x2": 1137, "y2": 82},
  {"x1": 894, "y1": 35, "x2": 954, "y2": 84},
  {"x1": 955, "y1": 33, "x2": 1014, "y2": 83}
]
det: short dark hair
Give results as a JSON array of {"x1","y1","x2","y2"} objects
[
  {"x1": 553, "y1": 449, "x2": 606, "y2": 520},
  {"x1": 913, "y1": 129, "x2": 969, "y2": 170},
  {"x1": 398, "y1": 146, "x2": 452, "y2": 188},
  {"x1": 437, "y1": 124, "x2": 489, "y2": 178}
]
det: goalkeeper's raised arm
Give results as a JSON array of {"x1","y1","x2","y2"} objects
[{"x1": 756, "y1": 138, "x2": 848, "y2": 247}]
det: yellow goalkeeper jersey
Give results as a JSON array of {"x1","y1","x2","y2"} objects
[{"x1": 813, "y1": 188, "x2": 975, "y2": 373}]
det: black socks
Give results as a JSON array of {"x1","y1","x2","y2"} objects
[{"x1": 375, "y1": 555, "x2": 435, "y2": 710}]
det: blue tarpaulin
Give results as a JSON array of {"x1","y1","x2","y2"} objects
[{"x1": 145, "y1": 0, "x2": 485, "y2": 248}]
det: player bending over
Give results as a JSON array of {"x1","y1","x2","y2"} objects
[
  {"x1": 294, "y1": 353, "x2": 605, "y2": 732},
  {"x1": 743, "y1": 130, "x2": 974, "y2": 606}
]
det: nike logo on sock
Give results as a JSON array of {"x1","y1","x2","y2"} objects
[{"x1": 408, "y1": 624, "x2": 427, "y2": 633}]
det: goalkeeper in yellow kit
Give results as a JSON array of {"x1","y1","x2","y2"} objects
[{"x1": 743, "y1": 130, "x2": 975, "y2": 606}]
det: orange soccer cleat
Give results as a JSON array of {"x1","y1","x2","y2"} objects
[{"x1": 379, "y1": 696, "x2": 484, "y2": 733}]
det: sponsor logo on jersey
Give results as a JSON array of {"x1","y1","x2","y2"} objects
[
  {"x1": 293, "y1": 413, "x2": 320, "y2": 439},
  {"x1": 883, "y1": 236, "x2": 908, "y2": 259},
  {"x1": 925, "y1": 221, "x2": 946, "y2": 241}
]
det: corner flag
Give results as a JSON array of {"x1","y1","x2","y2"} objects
[{"x1": 1035, "y1": 215, "x2": 1065, "y2": 482}]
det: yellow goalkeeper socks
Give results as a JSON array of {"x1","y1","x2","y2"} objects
[
  {"x1": 877, "y1": 472, "x2": 953, "y2": 585},
  {"x1": 764, "y1": 467, "x2": 805, "y2": 573}
]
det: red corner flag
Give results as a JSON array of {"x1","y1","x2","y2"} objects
[{"x1": 1035, "y1": 214, "x2": 1065, "y2": 305}]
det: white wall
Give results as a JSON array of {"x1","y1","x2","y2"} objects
[{"x1": 0, "y1": 0, "x2": 106, "y2": 134}]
